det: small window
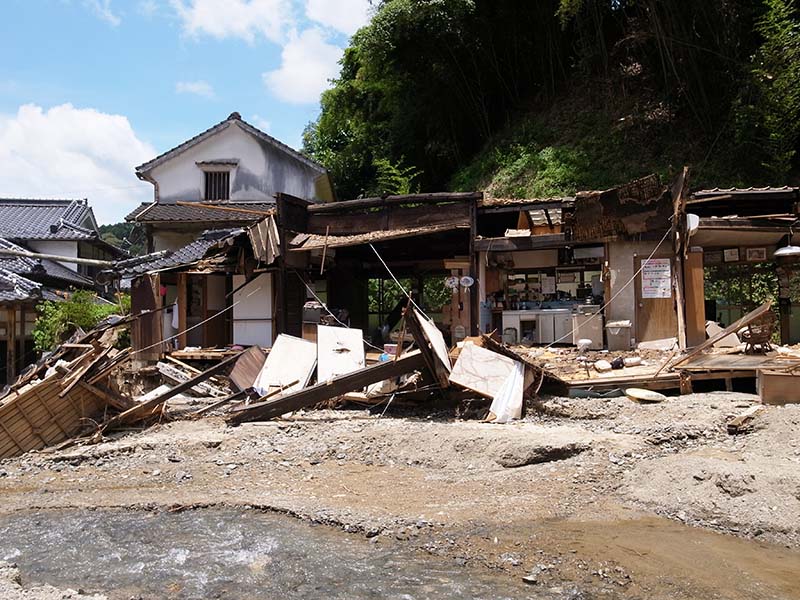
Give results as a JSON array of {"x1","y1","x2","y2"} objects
[{"x1": 204, "y1": 171, "x2": 230, "y2": 201}]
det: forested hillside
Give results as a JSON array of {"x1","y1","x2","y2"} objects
[{"x1": 303, "y1": 0, "x2": 800, "y2": 199}]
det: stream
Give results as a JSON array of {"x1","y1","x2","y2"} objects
[{"x1": 0, "y1": 508, "x2": 558, "y2": 599}]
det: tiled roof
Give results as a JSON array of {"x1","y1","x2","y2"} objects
[
  {"x1": 0, "y1": 269, "x2": 44, "y2": 303},
  {"x1": 0, "y1": 238, "x2": 93, "y2": 288},
  {"x1": 116, "y1": 228, "x2": 244, "y2": 275},
  {"x1": 135, "y1": 112, "x2": 326, "y2": 175},
  {"x1": 125, "y1": 201, "x2": 275, "y2": 223},
  {"x1": 0, "y1": 198, "x2": 98, "y2": 241}
]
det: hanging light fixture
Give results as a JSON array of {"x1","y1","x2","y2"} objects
[{"x1": 775, "y1": 222, "x2": 800, "y2": 257}]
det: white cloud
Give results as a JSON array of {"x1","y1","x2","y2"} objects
[
  {"x1": 138, "y1": 0, "x2": 159, "y2": 17},
  {"x1": 175, "y1": 80, "x2": 215, "y2": 98},
  {"x1": 263, "y1": 27, "x2": 342, "y2": 104},
  {"x1": 250, "y1": 115, "x2": 272, "y2": 132},
  {"x1": 84, "y1": 0, "x2": 122, "y2": 26},
  {"x1": 0, "y1": 104, "x2": 156, "y2": 225},
  {"x1": 305, "y1": 0, "x2": 371, "y2": 36},
  {"x1": 170, "y1": 0, "x2": 294, "y2": 44}
]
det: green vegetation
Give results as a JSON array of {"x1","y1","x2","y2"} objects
[
  {"x1": 98, "y1": 223, "x2": 146, "y2": 256},
  {"x1": 305, "y1": 0, "x2": 800, "y2": 199},
  {"x1": 33, "y1": 290, "x2": 130, "y2": 352}
]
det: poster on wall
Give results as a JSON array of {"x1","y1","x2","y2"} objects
[
  {"x1": 641, "y1": 258, "x2": 672, "y2": 299},
  {"x1": 541, "y1": 275, "x2": 556, "y2": 294},
  {"x1": 723, "y1": 248, "x2": 740, "y2": 262},
  {"x1": 746, "y1": 247, "x2": 767, "y2": 262}
]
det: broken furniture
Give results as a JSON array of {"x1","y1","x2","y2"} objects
[{"x1": 740, "y1": 311, "x2": 776, "y2": 354}]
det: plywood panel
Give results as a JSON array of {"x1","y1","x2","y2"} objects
[
  {"x1": 253, "y1": 334, "x2": 316, "y2": 396},
  {"x1": 317, "y1": 326, "x2": 365, "y2": 383},
  {"x1": 684, "y1": 250, "x2": 706, "y2": 347},
  {"x1": 448, "y1": 343, "x2": 517, "y2": 398}
]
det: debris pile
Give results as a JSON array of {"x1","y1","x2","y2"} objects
[{"x1": 0, "y1": 323, "x2": 132, "y2": 459}]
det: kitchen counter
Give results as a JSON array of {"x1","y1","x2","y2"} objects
[{"x1": 501, "y1": 305, "x2": 602, "y2": 346}]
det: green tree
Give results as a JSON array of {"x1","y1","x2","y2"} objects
[{"x1": 33, "y1": 290, "x2": 130, "y2": 352}]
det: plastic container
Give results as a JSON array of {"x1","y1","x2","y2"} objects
[{"x1": 605, "y1": 320, "x2": 632, "y2": 351}]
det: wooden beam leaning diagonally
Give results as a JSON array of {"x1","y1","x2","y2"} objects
[
  {"x1": 672, "y1": 301, "x2": 773, "y2": 367},
  {"x1": 102, "y1": 350, "x2": 244, "y2": 430},
  {"x1": 227, "y1": 351, "x2": 428, "y2": 424}
]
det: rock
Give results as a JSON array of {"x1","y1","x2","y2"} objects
[
  {"x1": 714, "y1": 472, "x2": 756, "y2": 497},
  {"x1": 594, "y1": 360, "x2": 612, "y2": 373},
  {"x1": 497, "y1": 442, "x2": 589, "y2": 468}
]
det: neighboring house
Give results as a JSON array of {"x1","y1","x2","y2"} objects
[
  {"x1": 127, "y1": 111, "x2": 333, "y2": 253},
  {"x1": 0, "y1": 198, "x2": 126, "y2": 384}
]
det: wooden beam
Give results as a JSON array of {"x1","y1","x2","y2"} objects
[
  {"x1": 175, "y1": 201, "x2": 273, "y2": 217},
  {"x1": 102, "y1": 350, "x2": 243, "y2": 429},
  {"x1": 473, "y1": 234, "x2": 566, "y2": 252},
  {"x1": 7, "y1": 307, "x2": 16, "y2": 384},
  {"x1": 177, "y1": 273, "x2": 188, "y2": 349},
  {"x1": 672, "y1": 301, "x2": 773, "y2": 367},
  {"x1": 306, "y1": 192, "x2": 482, "y2": 214},
  {"x1": 228, "y1": 351, "x2": 427, "y2": 423}
]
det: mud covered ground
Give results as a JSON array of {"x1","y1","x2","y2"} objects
[{"x1": 0, "y1": 391, "x2": 798, "y2": 599}]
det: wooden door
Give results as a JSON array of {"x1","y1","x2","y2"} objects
[{"x1": 634, "y1": 255, "x2": 677, "y2": 343}]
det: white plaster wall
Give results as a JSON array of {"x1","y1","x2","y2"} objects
[
  {"x1": 232, "y1": 273, "x2": 273, "y2": 347},
  {"x1": 28, "y1": 240, "x2": 79, "y2": 271},
  {"x1": 605, "y1": 240, "x2": 660, "y2": 339},
  {"x1": 152, "y1": 231, "x2": 197, "y2": 252},
  {"x1": 149, "y1": 123, "x2": 321, "y2": 204}
]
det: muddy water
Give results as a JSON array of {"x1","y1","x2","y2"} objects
[{"x1": 0, "y1": 508, "x2": 558, "y2": 600}]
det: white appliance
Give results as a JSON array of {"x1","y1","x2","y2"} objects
[{"x1": 572, "y1": 309, "x2": 603, "y2": 350}]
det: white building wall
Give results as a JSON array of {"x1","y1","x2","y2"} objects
[
  {"x1": 232, "y1": 273, "x2": 273, "y2": 347},
  {"x1": 28, "y1": 240, "x2": 79, "y2": 271},
  {"x1": 152, "y1": 231, "x2": 197, "y2": 253},
  {"x1": 605, "y1": 240, "x2": 660, "y2": 340},
  {"x1": 149, "y1": 123, "x2": 321, "y2": 204}
]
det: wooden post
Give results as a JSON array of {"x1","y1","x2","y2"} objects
[
  {"x1": 671, "y1": 167, "x2": 690, "y2": 350},
  {"x1": 177, "y1": 272, "x2": 188, "y2": 350},
  {"x1": 683, "y1": 249, "x2": 706, "y2": 347},
  {"x1": 469, "y1": 196, "x2": 479, "y2": 336},
  {"x1": 7, "y1": 306, "x2": 16, "y2": 384}
]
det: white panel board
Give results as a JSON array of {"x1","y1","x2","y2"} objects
[
  {"x1": 317, "y1": 325, "x2": 366, "y2": 383},
  {"x1": 233, "y1": 273, "x2": 273, "y2": 347},
  {"x1": 253, "y1": 334, "x2": 316, "y2": 396},
  {"x1": 449, "y1": 343, "x2": 518, "y2": 398},
  {"x1": 414, "y1": 309, "x2": 451, "y2": 372}
]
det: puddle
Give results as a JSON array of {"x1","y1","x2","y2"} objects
[{"x1": 0, "y1": 508, "x2": 558, "y2": 599}]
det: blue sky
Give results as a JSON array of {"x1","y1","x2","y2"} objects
[{"x1": 0, "y1": 0, "x2": 372, "y2": 223}]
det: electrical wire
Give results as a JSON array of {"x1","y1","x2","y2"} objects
[
  {"x1": 538, "y1": 224, "x2": 674, "y2": 350},
  {"x1": 131, "y1": 284, "x2": 262, "y2": 355},
  {"x1": 369, "y1": 243, "x2": 430, "y2": 321},
  {"x1": 292, "y1": 270, "x2": 385, "y2": 352}
]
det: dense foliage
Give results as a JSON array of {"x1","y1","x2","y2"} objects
[
  {"x1": 304, "y1": 0, "x2": 800, "y2": 199},
  {"x1": 33, "y1": 290, "x2": 130, "y2": 352},
  {"x1": 98, "y1": 223, "x2": 146, "y2": 256}
]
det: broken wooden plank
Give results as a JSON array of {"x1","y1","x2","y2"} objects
[
  {"x1": 102, "y1": 350, "x2": 243, "y2": 430},
  {"x1": 228, "y1": 345, "x2": 267, "y2": 391},
  {"x1": 405, "y1": 309, "x2": 450, "y2": 389},
  {"x1": 228, "y1": 351, "x2": 427, "y2": 423},
  {"x1": 673, "y1": 301, "x2": 773, "y2": 367},
  {"x1": 156, "y1": 362, "x2": 228, "y2": 397},
  {"x1": 727, "y1": 405, "x2": 765, "y2": 434}
]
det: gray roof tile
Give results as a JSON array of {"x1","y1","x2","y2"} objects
[
  {"x1": 126, "y1": 201, "x2": 275, "y2": 223},
  {"x1": 116, "y1": 228, "x2": 244, "y2": 276},
  {"x1": 0, "y1": 198, "x2": 98, "y2": 241}
]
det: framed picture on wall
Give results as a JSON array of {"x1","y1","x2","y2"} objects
[
  {"x1": 723, "y1": 248, "x2": 740, "y2": 262},
  {"x1": 746, "y1": 247, "x2": 767, "y2": 261},
  {"x1": 704, "y1": 250, "x2": 723, "y2": 265}
]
